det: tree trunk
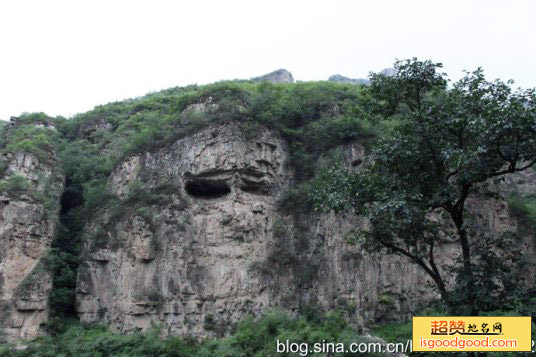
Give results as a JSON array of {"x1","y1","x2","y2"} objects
[{"x1": 451, "y1": 208, "x2": 478, "y2": 315}]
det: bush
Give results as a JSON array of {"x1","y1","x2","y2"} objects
[
  {"x1": 82, "y1": 178, "x2": 115, "y2": 214},
  {"x1": 372, "y1": 320, "x2": 413, "y2": 345},
  {"x1": 0, "y1": 309, "x2": 372, "y2": 356},
  {"x1": 0, "y1": 175, "x2": 31, "y2": 195},
  {"x1": 508, "y1": 195, "x2": 536, "y2": 235},
  {"x1": 1, "y1": 115, "x2": 61, "y2": 163}
]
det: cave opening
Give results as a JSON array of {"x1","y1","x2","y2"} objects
[{"x1": 184, "y1": 179, "x2": 231, "y2": 198}]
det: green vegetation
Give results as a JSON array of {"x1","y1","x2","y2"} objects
[
  {"x1": 56, "y1": 80, "x2": 375, "y2": 186},
  {"x1": 372, "y1": 320, "x2": 412, "y2": 345},
  {"x1": 0, "y1": 117, "x2": 64, "y2": 226},
  {"x1": 0, "y1": 310, "x2": 381, "y2": 357},
  {"x1": 0, "y1": 113, "x2": 63, "y2": 190},
  {"x1": 0, "y1": 113, "x2": 63, "y2": 164},
  {"x1": 508, "y1": 195, "x2": 536, "y2": 235},
  {"x1": 0, "y1": 81, "x2": 375, "y2": 230},
  {"x1": 0, "y1": 175, "x2": 31, "y2": 195}
]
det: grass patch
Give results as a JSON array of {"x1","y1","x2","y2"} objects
[{"x1": 371, "y1": 320, "x2": 412, "y2": 345}]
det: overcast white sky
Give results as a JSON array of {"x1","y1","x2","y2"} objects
[{"x1": 0, "y1": 0, "x2": 534, "y2": 120}]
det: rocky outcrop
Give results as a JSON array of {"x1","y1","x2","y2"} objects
[
  {"x1": 76, "y1": 123, "x2": 292, "y2": 336},
  {"x1": 328, "y1": 68, "x2": 396, "y2": 86},
  {"x1": 75, "y1": 122, "x2": 532, "y2": 338},
  {"x1": 328, "y1": 74, "x2": 369, "y2": 85},
  {"x1": 0, "y1": 151, "x2": 64, "y2": 341},
  {"x1": 498, "y1": 167, "x2": 536, "y2": 197},
  {"x1": 251, "y1": 69, "x2": 294, "y2": 83}
]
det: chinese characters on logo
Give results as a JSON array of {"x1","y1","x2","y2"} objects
[{"x1": 431, "y1": 320, "x2": 502, "y2": 335}]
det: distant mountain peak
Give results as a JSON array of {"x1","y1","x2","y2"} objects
[
  {"x1": 251, "y1": 69, "x2": 294, "y2": 83},
  {"x1": 328, "y1": 67, "x2": 396, "y2": 85},
  {"x1": 380, "y1": 67, "x2": 396, "y2": 77},
  {"x1": 328, "y1": 74, "x2": 369, "y2": 85}
]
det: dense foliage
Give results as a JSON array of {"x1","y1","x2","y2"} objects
[
  {"x1": 55, "y1": 80, "x2": 378, "y2": 218},
  {"x1": 312, "y1": 58, "x2": 536, "y2": 314},
  {"x1": 0, "y1": 113, "x2": 62, "y2": 163},
  {"x1": 0, "y1": 310, "x2": 381, "y2": 357}
]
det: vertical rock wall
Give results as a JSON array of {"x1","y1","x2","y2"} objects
[
  {"x1": 0, "y1": 150, "x2": 64, "y2": 341},
  {"x1": 0, "y1": 120, "x2": 529, "y2": 341},
  {"x1": 76, "y1": 124, "x2": 291, "y2": 336},
  {"x1": 76, "y1": 123, "x2": 526, "y2": 338}
]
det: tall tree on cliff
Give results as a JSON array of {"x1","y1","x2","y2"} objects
[{"x1": 312, "y1": 58, "x2": 536, "y2": 313}]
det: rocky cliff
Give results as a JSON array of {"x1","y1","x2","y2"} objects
[
  {"x1": 0, "y1": 119, "x2": 64, "y2": 341},
  {"x1": 75, "y1": 121, "x2": 534, "y2": 338},
  {"x1": 76, "y1": 123, "x2": 291, "y2": 336},
  {"x1": 75, "y1": 122, "x2": 411, "y2": 337},
  {"x1": 0, "y1": 79, "x2": 533, "y2": 342}
]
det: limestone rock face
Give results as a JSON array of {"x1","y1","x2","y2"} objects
[
  {"x1": 76, "y1": 123, "x2": 292, "y2": 336},
  {"x1": 72, "y1": 125, "x2": 469, "y2": 337},
  {"x1": 251, "y1": 69, "x2": 294, "y2": 83},
  {"x1": 498, "y1": 167, "x2": 536, "y2": 196},
  {"x1": 0, "y1": 152, "x2": 64, "y2": 341},
  {"x1": 75, "y1": 122, "x2": 534, "y2": 338}
]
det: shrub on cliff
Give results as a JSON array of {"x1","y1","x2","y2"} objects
[
  {"x1": 0, "y1": 113, "x2": 62, "y2": 163},
  {"x1": 508, "y1": 194, "x2": 536, "y2": 235}
]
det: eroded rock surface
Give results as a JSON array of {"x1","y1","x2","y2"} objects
[
  {"x1": 0, "y1": 152, "x2": 64, "y2": 341},
  {"x1": 251, "y1": 69, "x2": 294, "y2": 83},
  {"x1": 1, "y1": 91, "x2": 533, "y2": 344},
  {"x1": 77, "y1": 124, "x2": 291, "y2": 336},
  {"x1": 74, "y1": 123, "x2": 531, "y2": 338}
]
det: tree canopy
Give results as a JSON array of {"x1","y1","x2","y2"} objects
[{"x1": 313, "y1": 58, "x2": 536, "y2": 313}]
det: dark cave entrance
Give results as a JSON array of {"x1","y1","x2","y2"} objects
[{"x1": 184, "y1": 179, "x2": 231, "y2": 198}]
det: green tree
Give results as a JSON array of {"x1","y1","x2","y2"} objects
[{"x1": 312, "y1": 58, "x2": 536, "y2": 313}]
